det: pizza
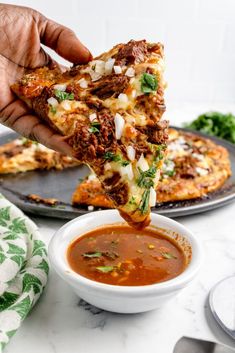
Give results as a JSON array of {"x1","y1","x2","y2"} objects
[
  {"x1": 0, "y1": 137, "x2": 79, "y2": 174},
  {"x1": 12, "y1": 40, "x2": 168, "y2": 228},
  {"x1": 72, "y1": 128, "x2": 231, "y2": 207},
  {"x1": 157, "y1": 128, "x2": 231, "y2": 202}
]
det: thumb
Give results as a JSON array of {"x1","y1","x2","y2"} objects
[{"x1": 39, "y1": 17, "x2": 92, "y2": 64}]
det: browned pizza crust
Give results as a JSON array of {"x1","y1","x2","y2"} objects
[
  {"x1": 0, "y1": 138, "x2": 79, "y2": 174},
  {"x1": 12, "y1": 40, "x2": 168, "y2": 228},
  {"x1": 72, "y1": 129, "x2": 231, "y2": 207}
]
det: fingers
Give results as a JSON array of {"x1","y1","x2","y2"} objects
[
  {"x1": 39, "y1": 17, "x2": 92, "y2": 64},
  {"x1": 1, "y1": 99, "x2": 74, "y2": 156}
]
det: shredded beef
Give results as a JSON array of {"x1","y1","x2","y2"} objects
[
  {"x1": 106, "y1": 180, "x2": 129, "y2": 205},
  {"x1": 136, "y1": 85, "x2": 166, "y2": 120},
  {"x1": 66, "y1": 109, "x2": 116, "y2": 163},
  {"x1": 136, "y1": 120, "x2": 169, "y2": 144},
  {"x1": 175, "y1": 156, "x2": 198, "y2": 179},
  {"x1": 90, "y1": 74, "x2": 129, "y2": 99},
  {"x1": 3, "y1": 145, "x2": 25, "y2": 158},
  {"x1": 66, "y1": 83, "x2": 81, "y2": 100},
  {"x1": 115, "y1": 40, "x2": 148, "y2": 65}
]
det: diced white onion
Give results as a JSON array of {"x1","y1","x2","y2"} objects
[
  {"x1": 104, "y1": 163, "x2": 112, "y2": 171},
  {"x1": 129, "y1": 77, "x2": 135, "y2": 84},
  {"x1": 127, "y1": 145, "x2": 136, "y2": 161},
  {"x1": 114, "y1": 65, "x2": 122, "y2": 74},
  {"x1": 195, "y1": 167, "x2": 208, "y2": 176},
  {"x1": 53, "y1": 83, "x2": 67, "y2": 91},
  {"x1": 137, "y1": 153, "x2": 149, "y2": 171},
  {"x1": 168, "y1": 141, "x2": 184, "y2": 152},
  {"x1": 131, "y1": 89, "x2": 137, "y2": 98},
  {"x1": 78, "y1": 78, "x2": 88, "y2": 89},
  {"x1": 118, "y1": 93, "x2": 128, "y2": 103},
  {"x1": 88, "y1": 174, "x2": 97, "y2": 181},
  {"x1": 149, "y1": 187, "x2": 157, "y2": 207},
  {"x1": 89, "y1": 113, "x2": 97, "y2": 122},
  {"x1": 88, "y1": 205, "x2": 94, "y2": 211},
  {"x1": 192, "y1": 153, "x2": 204, "y2": 161},
  {"x1": 114, "y1": 113, "x2": 125, "y2": 140},
  {"x1": 125, "y1": 67, "x2": 135, "y2": 77},
  {"x1": 60, "y1": 100, "x2": 71, "y2": 111},
  {"x1": 120, "y1": 164, "x2": 134, "y2": 180},
  {"x1": 136, "y1": 115, "x2": 146, "y2": 126},
  {"x1": 163, "y1": 160, "x2": 175, "y2": 173},
  {"x1": 47, "y1": 97, "x2": 58, "y2": 107},
  {"x1": 94, "y1": 60, "x2": 105, "y2": 75},
  {"x1": 178, "y1": 137, "x2": 186, "y2": 144},
  {"x1": 105, "y1": 58, "x2": 115, "y2": 74},
  {"x1": 90, "y1": 70, "x2": 102, "y2": 82}
]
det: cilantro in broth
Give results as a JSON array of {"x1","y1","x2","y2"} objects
[
  {"x1": 82, "y1": 252, "x2": 102, "y2": 258},
  {"x1": 161, "y1": 252, "x2": 177, "y2": 259},
  {"x1": 140, "y1": 73, "x2": 158, "y2": 94},
  {"x1": 96, "y1": 266, "x2": 115, "y2": 273}
]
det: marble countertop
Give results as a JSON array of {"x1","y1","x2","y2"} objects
[
  {"x1": 4, "y1": 200, "x2": 235, "y2": 353},
  {"x1": 2, "y1": 103, "x2": 235, "y2": 353}
]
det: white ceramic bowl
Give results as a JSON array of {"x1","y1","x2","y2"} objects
[{"x1": 49, "y1": 210, "x2": 203, "y2": 314}]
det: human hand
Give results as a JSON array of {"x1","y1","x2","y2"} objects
[{"x1": 0, "y1": 4, "x2": 92, "y2": 155}]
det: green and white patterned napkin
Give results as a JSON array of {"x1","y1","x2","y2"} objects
[{"x1": 0, "y1": 194, "x2": 49, "y2": 352}]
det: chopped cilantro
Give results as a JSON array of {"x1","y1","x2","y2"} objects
[
  {"x1": 103, "y1": 152, "x2": 130, "y2": 166},
  {"x1": 154, "y1": 144, "x2": 167, "y2": 163},
  {"x1": 83, "y1": 252, "x2": 102, "y2": 258},
  {"x1": 137, "y1": 165, "x2": 157, "y2": 189},
  {"x1": 121, "y1": 160, "x2": 130, "y2": 166},
  {"x1": 89, "y1": 126, "x2": 100, "y2": 133},
  {"x1": 91, "y1": 121, "x2": 101, "y2": 128},
  {"x1": 139, "y1": 189, "x2": 150, "y2": 214},
  {"x1": 96, "y1": 266, "x2": 114, "y2": 273},
  {"x1": 21, "y1": 137, "x2": 38, "y2": 146},
  {"x1": 164, "y1": 170, "x2": 175, "y2": 177},
  {"x1": 161, "y1": 252, "x2": 177, "y2": 259},
  {"x1": 54, "y1": 89, "x2": 74, "y2": 102},
  {"x1": 104, "y1": 152, "x2": 121, "y2": 162},
  {"x1": 50, "y1": 105, "x2": 57, "y2": 115},
  {"x1": 89, "y1": 121, "x2": 101, "y2": 134},
  {"x1": 129, "y1": 196, "x2": 137, "y2": 205},
  {"x1": 140, "y1": 73, "x2": 158, "y2": 94},
  {"x1": 137, "y1": 166, "x2": 157, "y2": 213}
]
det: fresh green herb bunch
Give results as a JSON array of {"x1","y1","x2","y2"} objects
[{"x1": 185, "y1": 111, "x2": 235, "y2": 144}]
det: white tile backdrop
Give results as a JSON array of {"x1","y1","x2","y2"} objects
[{"x1": 1, "y1": 0, "x2": 235, "y2": 127}]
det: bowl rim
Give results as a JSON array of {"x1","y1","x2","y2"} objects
[{"x1": 49, "y1": 210, "x2": 204, "y2": 296}]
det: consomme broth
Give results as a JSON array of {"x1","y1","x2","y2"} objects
[{"x1": 67, "y1": 225, "x2": 188, "y2": 286}]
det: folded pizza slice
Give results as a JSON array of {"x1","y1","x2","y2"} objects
[{"x1": 12, "y1": 40, "x2": 168, "y2": 228}]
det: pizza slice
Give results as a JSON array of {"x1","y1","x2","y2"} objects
[
  {"x1": 0, "y1": 137, "x2": 79, "y2": 174},
  {"x1": 12, "y1": 40, "x2": 168, "y2": 228},
  {"x1": 71, "y1": 128, "x2": 231, "y2": 207}
]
